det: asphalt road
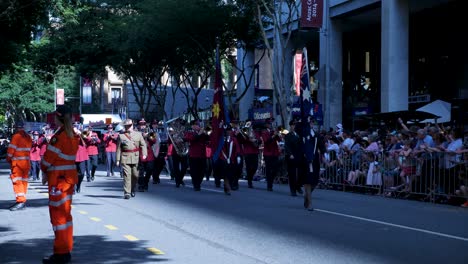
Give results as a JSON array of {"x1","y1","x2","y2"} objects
[{"x1": 1, "y1": 160, "x2": 467, "y2": 264}]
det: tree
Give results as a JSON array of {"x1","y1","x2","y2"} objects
[
  {"x1": 0, "y1": 63, "x2": 79, "y2": 124},
  {"x1": 253, "y1": 0, "x2": 300, "y2": 127}
]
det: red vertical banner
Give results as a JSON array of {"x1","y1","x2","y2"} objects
[
  {"x1": 300, "y1": 0, "x2": 324, "y2": 28},
  {"x1": 294, "y1": 50, "x2": 303, "y2": 96},
  {"x1": 210, "y1": 45, "x2": 229, "y2": 161},
  {"x1": 56, "y1": 89, "x2": 65, "y2": 105}
]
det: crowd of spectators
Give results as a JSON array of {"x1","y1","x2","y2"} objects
[{"x1": 316, "y1": 119, "x2": 468, "y2": 207}]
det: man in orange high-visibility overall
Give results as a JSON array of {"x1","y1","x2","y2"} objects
[
  {"x1": 7, "y1": 121, "x2": 32, "y2": 211},
  {"x1": 41, "y1": 105, "x2": 79, "y2": 264}
]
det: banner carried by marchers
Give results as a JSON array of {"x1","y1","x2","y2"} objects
[
  {"x1": 300, "y1": 0, "x2": 324, "y2": 28},
  {"x1": 210, "y1": 45, "x2": 229, "y2": 161}
]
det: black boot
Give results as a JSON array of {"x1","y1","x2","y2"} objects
[
  {"x1": 9, "y1": 202, "x2": 26, "y2": 211},
  {"x1": 42, "y1": 253, "x2": 71, "y2": 264}
]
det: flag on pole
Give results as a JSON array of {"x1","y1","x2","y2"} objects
[
  {"x1": 300, "y1": 47, "x2": 313, "y2": 135},
  {"x1": 210, "y1": 45, "x2": 229, "y2": 161}
]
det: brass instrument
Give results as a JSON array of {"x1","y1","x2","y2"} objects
[
  {"x1": 240, "y1": 121, "x2": 259, "y2": 146},
  {"x1": 147, "y1": 131, "x2": 157, "y2": 141},
  {"x1": 166, "y1": 119, "x2": 189, "y2": 156}
]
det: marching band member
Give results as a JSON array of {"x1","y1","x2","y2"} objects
[
  {"x1": 138, "y1": 131, "x2": 155, "y2": 192},
  {"x1": 74, "y1": 128, "x2": 89, "y2": 193},
  {"x1": 150, "y1": 120, "x2": 166, "y2": 184},
  {"x1": 103, "y1": 124, "x2": 118, "y2": 177},
  {"x1": 184, "y1": 119, "x2": 209, "y2": 191},
  {"x1": 83, "y1": 127, "x2": 100, "y2": 182},
  {"x1": 260, "y1": 118, "x2": 281, "y2": 192},
  {"x1": 30, "y1": 131, "x2": 42, "y2": 181},
  {"x1": 237, "y1": 120, "x2": 260, "y2": 189}
]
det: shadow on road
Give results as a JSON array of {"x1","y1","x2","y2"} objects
[
  {"x1": 0, "y1": 198, "x2": 49, "y2": 211},
  {"x1": 0, "y1": 235, "x2": 169, "y2": 263}
]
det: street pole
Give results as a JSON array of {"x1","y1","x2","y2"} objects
[
  {"x1": 79, "y1": 76, "x2": 82, "y2": 116},
  {"x1": 54, "y1": 77, "x2": 57, "y2": 111}
]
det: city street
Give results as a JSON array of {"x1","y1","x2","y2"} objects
[{"x1": 1, "y1": 160, "x2": 467, "y2": 264}]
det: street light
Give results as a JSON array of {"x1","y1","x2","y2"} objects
[{"x1": 25, "y1": 69, "x2": 56, "y2": 110}]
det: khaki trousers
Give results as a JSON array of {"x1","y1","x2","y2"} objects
[{"x1": 122, "y1": 163, "x2": 139, "y2": 194}]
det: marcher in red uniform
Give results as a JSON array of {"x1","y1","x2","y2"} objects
[
  {"x1": 7, "y1": 121, "x2": 32, "y2": 211},
  {"x1": 30, "y1": 131, "x2": 42, "y2": 181},
  {"x1": 138, "y1": 134, "x2": 155, "y2": 191},
  {"x1": 103, "y1": 124, "x2": 118, "y2": 177},
  {"x1": 74, "y1": 128, "x2": 89, "y2": 193},
  {"x1": 84, "y1": 127, "x2": 100, "y2": 181},
  {"x1": 260, "y1": 118, "x2": 281, "y2": 192},
  {"x1": 41, "y1": 105, "x2": 79, "y2": 264},
  {"x1": 237, "y1": 120, "x2": 260, "y2": 188},
  {"x1": 184, "y1": 120, "x2": 209, "y2": 191}
]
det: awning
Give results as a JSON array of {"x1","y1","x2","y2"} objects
[
  {"x1": 416, "y1": 100, "x2": 451, "y2": 123},
  {"x1": 81, "y1": 114, "x2": 122, "y2": 126}
]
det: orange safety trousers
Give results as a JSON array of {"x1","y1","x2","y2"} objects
[
  {"x1": 10, "y1": 160, "x2": 30, "y2": 203},
  {"x1": 48, "y1": 173, "x2": 75, "y2": 254}
]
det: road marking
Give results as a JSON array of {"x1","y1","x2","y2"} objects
[
  {"x1": 78, "y1": 210, "x2": 88, "y2": 215},
  {"x1": 147, "y1": 247, "x2": 165, "y2": 255},
  {"x1": 316, "y1": 208, "x2": 468, "y2": 242},
  {"x1": 105, "y1": 225, "x2": 118, "y2": 230},
  {"x1": 90, "y1": 217, "x2": 101, "y2": 222},
  {"x1": 42, "y1": 193, "x2": 49, "y2": 197},
  {"x1": 124, "y1": 235, "x2": 139, "y2": 241},
  {"x1": 71, "y1": 205, "x2": 74, "y2": 208}
]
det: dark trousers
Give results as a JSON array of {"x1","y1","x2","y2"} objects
[
  {"x1": 231, "y1": 157, "x2": 243, "y2": 189},
  {"x1": 264, "y1": 155, "x2": 279, "y2": 189},
  {"x1": 213, "y1": 159, "x2": 226, "y2": 187},
  {"x1": 244, "y1": 154, "x2": 258, "y2": 185},
  {"x1": 87, "y1": 155, "x2": 98, "y2": 178},
  {"x1": 189, "y1": 157, "x2": 206, "y2": 189},
  {"x1": 76, "y1": 161, "x2": 86, "y2": 190},
  {"x1": 152, "y1": 156, "x2": 165, "y2": 182},
  {"x1": 172, "y1": 155, "x2": 188, "y2": 185},
  {"x1": 140, "y1": 161, "x2": 154, "y2": 186},
  {"x1": 30, "y1": 160, "x2": 41, "y2": 180},
  {"x1": 286, "y1": 157, "x2": 302, "y2": 194},
  {"x1": 106, "y1": 151, "x2": 116, "y2": 176},
  {"x1": 205, "y1": 158, "x2": 213, "y2": 180}
]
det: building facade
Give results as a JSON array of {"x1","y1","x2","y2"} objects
[{"x1": 237, "y1": 0, "x2": 467, "y2": 130}]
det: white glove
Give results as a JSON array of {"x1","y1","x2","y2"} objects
[
  {"x1": 237, "y1": 157, "x2": 241, "y2": 164},
  {"x1": 116, "y1": 161, "x2": 120, "y2": 167},
  {"x1": 227, "y1": 159, "x2": 230, "y2": 165}
]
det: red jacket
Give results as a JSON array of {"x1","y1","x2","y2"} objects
[
  {"x1": 103, "y1": 132, "x2": 118, "y2": 152},
  {"x1": 85, "y1": 132, "x2": 101, "y2": 156},
  {"x1": 261, "y1": 130, "x2": 280, "y2": 157},
  {"x1": 219, "y1": 135, "x2": 240, "y2": 164},
  {"x1": 140, "y1": 139, "x2": 155, "y2": 162},
  {"x1": 184, "y1": 131, "x2": 209, "y2": 158},
  {"x1": 237, "y1": 131, "x2": 260, "y2": 155},
  {"x1": 30, "y1": 140, "x2": 41, "y2": 162},
  {"x1": 39, "y1": 136, "x2": 48, "y2": 156},
  {"x1": 75, "y1": 138, "x2": 89, "y2": 162}
]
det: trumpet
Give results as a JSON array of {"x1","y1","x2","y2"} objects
[{"x1": 147, "y1": 131, "x2": 157, "y2": 141}]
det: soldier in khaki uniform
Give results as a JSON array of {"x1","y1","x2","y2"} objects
[{"x1": 116, "y1": 119, "x2": 147, "y2": 199}]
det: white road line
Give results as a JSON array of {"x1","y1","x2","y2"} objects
[{"x1": 315, "y1": 208, "x2": 468, "y2": 242}]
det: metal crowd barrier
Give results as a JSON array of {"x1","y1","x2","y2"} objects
[{"x1": 319, "y1": 150, "x2": 467, "y2": 204}]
